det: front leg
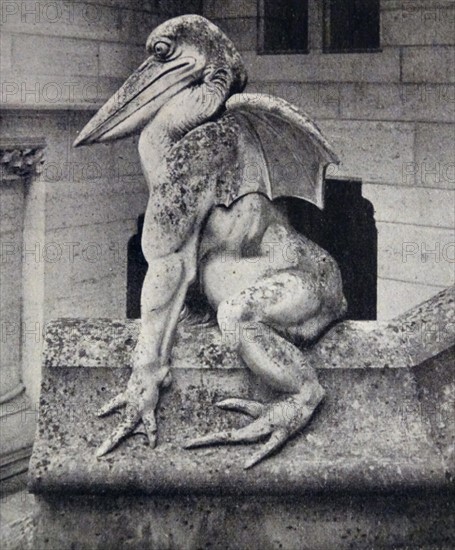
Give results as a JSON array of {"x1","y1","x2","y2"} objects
[
  {"x1": 96, "y1": 234, "x2": 198, "y2": 457},
  {"x1": 96, "y1": 362, "x2": 171, "y2": 457}
]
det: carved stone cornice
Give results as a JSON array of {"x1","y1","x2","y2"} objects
[{"x1": 0, "y1": 138, "x2": 45, "y2": 181}]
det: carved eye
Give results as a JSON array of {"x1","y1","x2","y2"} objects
[{"x1": 153, "y1": 41, "x2": 171, "y2": 59}]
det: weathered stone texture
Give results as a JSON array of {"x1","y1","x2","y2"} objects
[
  {"x1": 29, "y1": 289, "x2": 454, "y2": 493},
  {"x1": 28, "y1": 289, "x2": 455, "y2": 548}
]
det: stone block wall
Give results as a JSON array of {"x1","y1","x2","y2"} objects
[{"x1": 204, "y1": 0, "x2": 455, "y2": 319}]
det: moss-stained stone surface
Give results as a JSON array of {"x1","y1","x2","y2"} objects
[
  {"x1": 28, "y1": 288, "x2": 454, "y2": 547},
  {"x1": 29, "y1": 287, "x2": 454, "y2": 496},
  {"x1": 42, "y1": 287, "x2": 454, "y2": 371}
]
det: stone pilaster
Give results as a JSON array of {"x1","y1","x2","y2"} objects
[{"x1": 0, "y1": 138, "x2": 45, "y2": 480}]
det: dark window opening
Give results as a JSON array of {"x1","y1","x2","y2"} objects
[
  {"x1": 324, "y1": 0, "x2": 380, "y2": 53},
  {"x1": 127, "y1": 214, "x2": 147, "y2": 319},
  {"x1": 282, "y1": 180, "x2": 377, "y2": 320},
  {"x1": 258, "y1": 0, "x2": 309, "y2": 54},
  {"x1": 127, "y1": 182, "x2": 377, "y2": 323}
]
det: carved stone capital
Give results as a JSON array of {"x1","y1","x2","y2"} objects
[{"x1": 0, "y1": 138, "x2": 45, "y2": 181}]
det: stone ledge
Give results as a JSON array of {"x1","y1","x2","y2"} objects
[
  {"x1": 28, "y1": 288, "x2": 454, "y2": 497},
  {"x1": 43, "y1": 286, "x2": 454, "y2": 370}
]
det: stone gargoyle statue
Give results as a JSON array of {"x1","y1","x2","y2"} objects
[{"x1": 74, "y1": 15, "x2": 346, "y2": 469}]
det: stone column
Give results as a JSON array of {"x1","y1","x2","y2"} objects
[{"x1": 0, "y1": 138, "x2": 45, "y2": 479}]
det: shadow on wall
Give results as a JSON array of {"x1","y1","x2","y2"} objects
[{"x1": 127, "y1": 180, "x2": 377, "y2": 321}]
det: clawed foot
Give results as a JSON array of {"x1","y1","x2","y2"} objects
[
  {"x1": 95, "y1": 366, "x2": 171, "y2": 458},
  {"x1": 184, "y1": 387, "x2": 324, "y2": 469}
]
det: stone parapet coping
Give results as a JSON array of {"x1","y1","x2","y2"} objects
[{"x1": 43, "y1": 286, "x2": 454, "y2": 371}]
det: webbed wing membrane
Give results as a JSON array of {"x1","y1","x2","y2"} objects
[{"x1": 224, "y1": 93, "x2": 339, "y2": 209}]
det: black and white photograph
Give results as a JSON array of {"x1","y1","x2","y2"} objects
[{"x1": 0, "y1": 1, "x2": 454, "y2": 548}]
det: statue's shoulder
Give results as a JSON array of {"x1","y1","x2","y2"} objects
[
  {"x1": 175, "y1": 113, "x2": 240, "y2": 157},
  {"x1": 167, "y1": 115, "x2": 242, "y2": 203},
  {"x1": 170, "y1": 114, "x2": 241, "y2": 172}
]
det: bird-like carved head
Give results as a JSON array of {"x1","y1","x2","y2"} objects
[{"x1": 74, "y1": 15, "x2": 247, "y2": 146}]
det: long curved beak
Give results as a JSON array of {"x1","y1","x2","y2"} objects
[{"x1": 74, "y1": 56, "x2": 200, "y2": 146}]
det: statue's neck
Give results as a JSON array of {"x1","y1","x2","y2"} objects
[{"x1": 138, "y1": 84, "x2": 227, "y2": 187}]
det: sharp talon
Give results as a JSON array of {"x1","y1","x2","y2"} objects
[
  {"x1": 243, "y1": 454, "x2": 261, "y2": 470},
  {"x1": 216, "y1": 398, "x2": 265, "y2": 418},
  {"x1": 184, "y1": 432, "x2": 230, "y2": 448},
  {"x1": 187, "y1": 391, "x2": 319, "y2": 468},
  {"x1": 97, "y1": 393, "x2": 127, "y2": 417},
  {"x1": 185, "y1": 419, "x2": 272, "y2": 450},
  {"x1": 96, "y1": 405, "x2": 140, "y2": 457},
  {"x1": 243, "y1": 429, "x2": 288, "y2": 470},
  {"x1": 184, "y1": 427, "x2": 253, "y2": 448},
  {"x1": 95, "y1": 440, "x2": 112, "y2": 458}
]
